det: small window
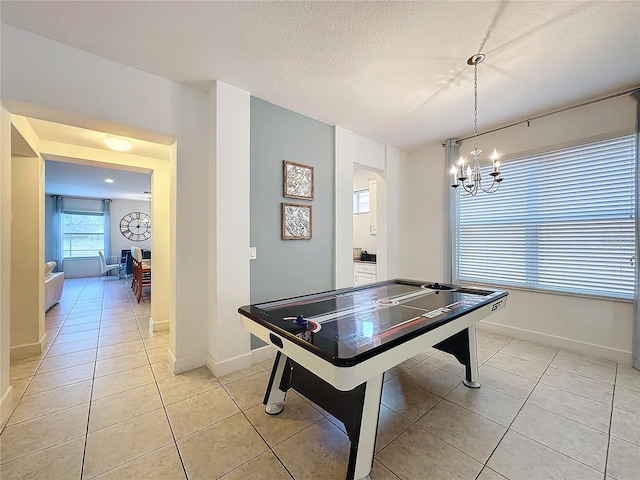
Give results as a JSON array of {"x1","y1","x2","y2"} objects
[
  {"x1": 62, "y1": 212, "x2": 105, "y2": 258},
  {"x1": 353, "y1": 189, "x2": 370, "y2": 214}
]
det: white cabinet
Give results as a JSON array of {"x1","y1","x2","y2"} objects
[
  {"x1": 354, "y1": 262, "x2": 377, "y2": 286},
  {"x1": 369, "y1": 180, "x2": 377, "y2": 235}
]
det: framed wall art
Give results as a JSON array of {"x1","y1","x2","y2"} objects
[
  {"x1": 283, "y1": 160, "x2": 314, "y2": 200},
  {"x1": 282, "y1": 203, "x2": 312, "y2": 240}
]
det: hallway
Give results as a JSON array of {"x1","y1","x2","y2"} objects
[{"x1": 1, "y1": 278, "x2": 639, "y2": 479}]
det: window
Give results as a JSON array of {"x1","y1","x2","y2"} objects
[
  {"x1": 62, "y1": 212, "x2": 105, "y2": 258},
  {"x1": 454, "y1": 135, "x2": 636, "y2": 300},
  {"x1": 353, "y1": 189, "x2": 370, "y2": 214}
]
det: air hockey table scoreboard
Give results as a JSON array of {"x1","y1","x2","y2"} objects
[{"x1": 238, "y1": 279, "x2": 508, "y2": 480}]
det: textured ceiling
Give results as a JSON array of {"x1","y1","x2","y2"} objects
[{"x1": 1, "y1": 1, "x2": 639, "y2": 152}]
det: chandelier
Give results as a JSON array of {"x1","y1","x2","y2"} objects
[{"x1": 451, "y1": 53, "x2": 503, "y2": 196}]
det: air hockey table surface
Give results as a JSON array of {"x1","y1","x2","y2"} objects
[
  {"x1": 238, "y1": 279, "x2": 508, "y2": 480},
  {"x1": 239, "y1": 278, "x2": 508, "y2": 390}
]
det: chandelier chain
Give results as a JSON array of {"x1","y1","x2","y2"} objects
[{"x1": 473, "y1": 58, "x2": 479, "y2": 155}]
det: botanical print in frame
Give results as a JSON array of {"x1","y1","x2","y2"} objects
[
  {"x1": 282, "y1": 203, "x2": 312, "y2": 240},
  {"x1": 283, "y1": 160, "x2": 314, "y2": 200}
]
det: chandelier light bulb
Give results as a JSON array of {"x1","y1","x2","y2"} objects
[{"x1": 450, "y1": 165, "x2": 458, "y2": 185}]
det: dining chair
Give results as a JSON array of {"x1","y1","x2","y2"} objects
[
  {"x1": 130, "y1": 246, "x2": 139, "y2": 292},
  {"x1": 98, "y1": 251, "x2": 122, "y2": 279},
  {"x1": 130, "y1": 246, "x2": 151, "y2": 302}
]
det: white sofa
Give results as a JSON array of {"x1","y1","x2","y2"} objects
[{"x1": 45, "y1": 261, "x2": 64, "y2": 311}]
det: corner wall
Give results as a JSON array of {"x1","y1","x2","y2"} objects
[
  {"x1": 9, "y1": 116, "x2": 46, "y2": 360},
  {"x1": 0, "y1": 105, "x2": 13, "y2": 427},
  {"x1": 377, "y1": 146, "x2": 403, "y2": 280},
  {"x1": 206, "y1": 82, "x2": 252, "y2": 375},
  {"x1": 399, "y1": 95, "x2": 637, "y2": 363},
  {"x1": 1, "y1": 25, "x2": 209, "y2": 386},
  {"x1": 10, "y1": 154, "x2": 45, "y2": 357}
]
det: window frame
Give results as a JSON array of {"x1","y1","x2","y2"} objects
[
  {"x1": 353, "y1": 188, "x2": 370, "y2": 214},
  {"x1": 62, "y1": 210, "x2": 106, "y2": 259}
]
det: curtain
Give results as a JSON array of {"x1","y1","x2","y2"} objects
[
  {"x1": 632, "y1": 90, "x2": 640, "y2": 371},
  {"x1": 103, "y1": 199, "x2": 111, "y2": 260},
  {"x1": 51, "y1": 195, "x2": 63, "y2": 271},
  {"x1": 444, "y1": 139, "x2": 461, "y2": 284}
]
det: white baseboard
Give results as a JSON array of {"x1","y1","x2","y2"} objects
[
  {"x1": 206, "y1": 350, "x2": 256, "y2": 377},
  {"x1": 149, "y1": 317, "x2": 169, "y2": 333},
  {"x1": 251, "y1": 345, "x2": 277, "y2": 364},
  {"x1": 478, "y1": 320, "x2": 633, "y2": 365},
  {"x1": 10, "y1": 332, "x2": 47, "y2": 360},
  {"x1": 168, "y1": 348, "x2": 207, "y2": 375},
  {"x1": 0, "y1": 385, "x2": 14, "y2": 430},
  {"x1": 169, "y1": 346, "x2": 277, "y2": 378},
  {"x1": 167, "y1": 348, "x2": 177, "y2": 371},
  {"x1": 206, "y1": 346, "x2": 276, "y2": 377}
]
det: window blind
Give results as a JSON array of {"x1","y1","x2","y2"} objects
[
  {"x1": 62, "y1": 197, "x2": 104, "y2": 213},
  {"x1": 455, "y1": 135, "x2": 636, "y2": 300}
]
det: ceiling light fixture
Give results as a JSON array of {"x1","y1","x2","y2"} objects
[
  {"x1": 104, "y1": 178, "x2": 114, "y2": 183},
  {"x1": 451, "y1": 53, "x2": 503, "y2": 196},
  {"x1": 104, "y1": 137, "x2": 131, "y2": 152}
]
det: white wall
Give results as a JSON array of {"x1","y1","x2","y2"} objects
[
  {"x1": 0, "y1": 105, "x2": 13, "y2": 426},
  {"x1": 0, "y1": 25, "x2": 216, "y2": 392},
  {"x1": 400, "y1": 141, "x2": 447, "y2": 281},
  {"x1": 378, "y1": 146, "x2": 404, "y2": 280},
  {"x1": 61, "y1": 259, "x2": 101, "y2": 278},
  {"x1": 110, "y1": 198, "x2": 152, "y2": 256},
  {"x1": 8, "y1": 116, "x2": 46, "y2": 362},
  {"x1": 399, "y1": 95, "x2": 637, "y2": 363},
  {"x1": 170, "y1": 85, "x2": 209, "y2": 371},
  {"x1": 11, "y1": 154, "x2": 45, "y2": 356},
  {"x1": 206, "y1": 81, "x2": 252, "y2": 376}
]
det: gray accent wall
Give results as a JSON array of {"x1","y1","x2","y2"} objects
[{"x1": 250, "y1": 97, "x2": 334, "y2": 330}]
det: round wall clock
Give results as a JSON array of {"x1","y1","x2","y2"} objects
[{"x1": 120, "y1": 212, "x2": 151, "y2": 241}]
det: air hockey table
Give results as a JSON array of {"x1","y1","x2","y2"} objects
[{"x1": 238, "y1": 279, "x2": 508, "y2": 480}]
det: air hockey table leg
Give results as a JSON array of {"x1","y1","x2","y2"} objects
[
  {"x1": 263, "y1": 351, "x2": 289, "y2": 415},
  {"x1": 463, "y1": 324, "x2": 481, "y2": 389},
  {"x1": 348, "y1": 373, "x2": 383, "y2": 480}
]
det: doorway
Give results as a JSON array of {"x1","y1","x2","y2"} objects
[
  {"x1": 353, "y1": 166, "x2": 379, "y2": 286},
  {"x1": 8, "y1": 114, "x2": 172, "y2": 361}
]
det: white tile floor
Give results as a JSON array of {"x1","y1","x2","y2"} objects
[{"x1": 1, "y1": 277, "x2": 639, "y2": 479}]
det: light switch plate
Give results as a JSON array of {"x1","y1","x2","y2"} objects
[{"x1": 249, "y1": 247, "x2": 257, "y2": 260}]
